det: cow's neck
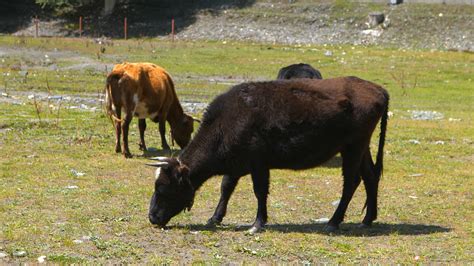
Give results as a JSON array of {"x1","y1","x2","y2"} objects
[
  {"x1": 166, "y1": 97, "x2": 184, "y2": 128},
  {"x1": 179, "y1": 128, "x2": 222, "y2": 191}
]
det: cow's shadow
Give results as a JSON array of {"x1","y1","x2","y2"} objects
[
  {"x1": 170, "y1": 222, "x2": 450, "y2": 237},
  {"x1": 139, "y1": 147, "x2": 181, "y2": 158}
]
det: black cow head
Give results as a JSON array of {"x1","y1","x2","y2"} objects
[{"x1": 147, "y1": 157, "x2": 195, "y2": 227}]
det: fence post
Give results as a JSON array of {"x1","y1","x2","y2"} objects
[
  {"x1": 79, "y1": 16, "x2": 83, "y2": 37},
  {"x1": 124, "y1": 17, "x2": 128, "y2": 40},
  {"x1": 35, "y1": 16, "x2": 39, "y2": 38},
  {"x1": 171, "y1": 18, "x2": 175, "y2": 42}
]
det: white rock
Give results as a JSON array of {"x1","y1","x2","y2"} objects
[
  {"x1": 73, "y1": 239, "x2": 83, "y2": 244},
  {"x1": 13, "y1": 251, "x2": 27, "y2": 257},
  {"x1": 28, "y1": 94, "x2": 35, "y2": 99},
  {"x1": 361, "y1": 29, "x2": 382, "y2": 37},
  {"x1": 434, "y1": 140, "x2": 445, "y2": 145},
  {"x1": 409, "y1": 139, "x2": 421, "y2": 145},
  {"x1": 66, "y1": 185, "x2": 79, "y2": 189},
  {"x1": 71, "y1": 169, "x2": 85, "y2": 177},
  {"x1": 331, "y1": 199, "x2": 340, "y2": 206},
  {"x1": 38, "y1": 255, "x2": 47, "y2": 263},
  {"x1": 311, "y1": 217, "x2": 330, "y2": 223},
  {"x1": 0, "y1": 252, "x2": 7, "y2": 258}
]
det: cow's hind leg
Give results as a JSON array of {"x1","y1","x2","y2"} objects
[
  {"x1": 249, "y1": 167, "x2": 270, "y2": 234},
  {"x1": 121, "y1": 112, "x2": 133, "y2": 158},
  {"x1": 114, "y1": 109, "x2": 122, "y2": 153},
  {"x1": 327, "y1": 144, "x2": 364, "y2": 232},
  {"x1": 138, "y1": 119, "x2": 147, "y2": 151},
  {"x1": 360, "y1": 149, "x2": 379, "y2": 227},
  {"x1": 207, "y1": 175, "x2": 241, "y2": 226}
]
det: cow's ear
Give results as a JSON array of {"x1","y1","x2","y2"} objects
[{"x1": 177, "y1": 165, "x2": 191, "y2": 186}]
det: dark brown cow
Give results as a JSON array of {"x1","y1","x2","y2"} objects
[
  {"x1": 147, "y1": 77, "x2": 389, "y2": 233},
  {"x1": 105, "y1": 62, "x2": 195, "y2": 158},
  {"x1": 277, "y1": 63, "x2": 323, "y2": 80}
]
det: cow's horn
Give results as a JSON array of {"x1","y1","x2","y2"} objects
[
  {"x1": 148, "y1": 156, "x2": 168, "y2": 161},
  {"x1": 145, "y1": 162, "x2": 168, "y2": 167},
  {"x1": 192, "y1": 117, "x2": 201, "y2": 123}
]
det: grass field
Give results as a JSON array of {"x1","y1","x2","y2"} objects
[{"x1": 0, "y1": 36, "x2": 473, "y2": 263}]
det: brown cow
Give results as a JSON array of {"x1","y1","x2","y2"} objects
[{"x1": 105, "y1": 62, "x2": 195, "y2": 158}]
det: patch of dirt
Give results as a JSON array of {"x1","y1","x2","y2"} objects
[
  {"x1": 0, "y1": 46, "x2": 114, "y2": 73},
  {"x1": 176, "y1": 2, "x2": 473, "y2": 51}
]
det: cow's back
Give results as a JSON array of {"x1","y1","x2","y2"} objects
[
  {"x1": 106, "y1": 62, "x2": 176, "y2": 119},
  {"x1": 199, "y1": 77, "x2": 388, "y2": 171}
]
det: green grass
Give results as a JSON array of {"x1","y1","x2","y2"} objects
[{"x1": 0, "y1": 36, "x2": 473, "y2": 263}]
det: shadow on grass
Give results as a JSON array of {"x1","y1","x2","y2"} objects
[
  {"x1": 321, "y1": 155, "x2": 342, "y2": 168},
  {"x1": 170, "y1": 222, "x2": 450, "y2": 237}
]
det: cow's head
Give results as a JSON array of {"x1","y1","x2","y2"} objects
[
  {"x1": 147, "y1": 157, "x2": 194, "y2": 227},
  {"x1": 172, "y1": 114, "x2": 200, "y2": 149}
]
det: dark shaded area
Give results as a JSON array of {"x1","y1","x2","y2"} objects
[
  {"x1": 0, "y1": 0, "x2": 41, "y2": 33},
  {"x1": 0, "y1": 0, "x2": 256, "y2": 38},
  {"x1": 170, "y1": 222, "x2": 451, "y2": 236},
  {"x1": 321, "y1": 155, "x2": 342, "y2": 168}
]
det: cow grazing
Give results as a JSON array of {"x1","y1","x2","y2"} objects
[
  {"x1": 277, "y1": 63, "x2": 323, "y2": 80},
  {"x1": 147, "y1": 77, "x2": 389, "y2": 233},
  {"x1": 105, "y1": 62, "x2": 196, "y2": 158}
]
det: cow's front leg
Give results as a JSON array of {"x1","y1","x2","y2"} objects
[
  {"x1": 121, "y1": 113, "x2": 133, "y2": 158},
  {"x1": 248, "y1": 167, "x2": 270, "y2": 234},
  {"x1": 158, "y1": 117, "x2": 170, "y2": 151},
  {"x1": 207, "y1": 175, "x2": 240, "y2": 226}
]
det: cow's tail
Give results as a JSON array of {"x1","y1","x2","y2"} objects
[
  {"x1": 105, "y1": 73, "x2": 123, "y2": 123},
  {"x1": 361, "y1": 90, "x2": 389, "y2": 215},
  {"x1": 374, "y1": 90, "x2": 389, "y2": 181}
]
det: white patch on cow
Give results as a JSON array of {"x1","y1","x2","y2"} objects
[
  {"x1": 155, "y1": 167, "x2": 161, "y2": 180},
  {"x1": 133, "y1": 94, "x2": 151, "y2": 119}
]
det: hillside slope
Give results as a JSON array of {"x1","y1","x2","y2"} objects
[{"x1": 10, "y1": 1, "x2": 474, "y2": 50}]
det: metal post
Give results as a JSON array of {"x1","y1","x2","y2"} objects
[
  {"x1": 124, "y1": 17, "x2": 128, "y2": 40},
  {"x1": 171, "y1": 18, "x2": 175, "y2": 42},
  {"x1": 79, "y1": 16, "x2": 83, "y2": 37},
  {"x1": 35, "y1": 16, "x2": 39, "y2": 38}
]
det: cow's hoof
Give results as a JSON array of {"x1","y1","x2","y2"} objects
[
  {"x1": 115, "y1": 147, "x2": 121, "y2": 153},
  {"x1": 139, "y1": 144, "x2": 147, "y2": 151},
  {"x1": 206, "y1": 217, "x2": 222, "y2": 227},
  {"x1": 123, "y1": 152, "x2": 133, "y2": 158},
  {"x1": 324, "y1": 224, "x2": 339, "y2": 233}
]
